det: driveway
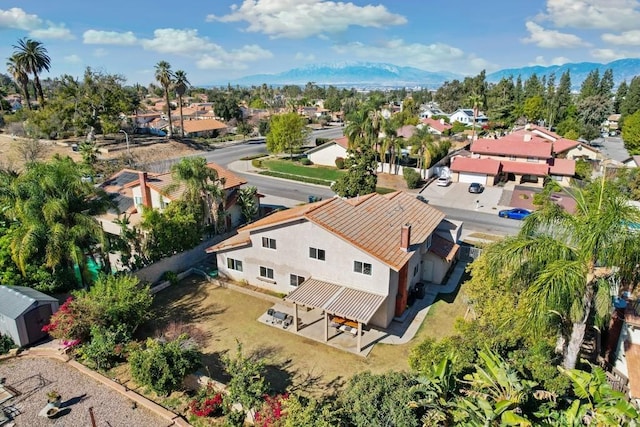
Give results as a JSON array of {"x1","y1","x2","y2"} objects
[{"x1": 419, "y1": 181, "x2": 508, "y2": 215}]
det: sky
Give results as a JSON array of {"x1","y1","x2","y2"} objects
[{"x1": 2, "y1": 0, "x2": 640, "y2": 86}]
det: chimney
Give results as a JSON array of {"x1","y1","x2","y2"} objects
[
  {"x1": 523, "y1": 133, "x2": 532, "y2": 142},
  {"x1": 439, "y1": 118, "x2": 445, "y2": 125},
  {"x1": 400, "y1": 224, "x2": 412, "y2": 251},
  {"x1": 138, "y1": 171, "x2": 152, "y2": 208}
]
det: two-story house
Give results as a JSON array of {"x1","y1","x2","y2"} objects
[
  {"x1": 419, "y1": 117, "x2": 452, "y2": 135},
  {"x1": 449, "y1": 109, "x2": 489, "y2": 126},
  {"x1": 206, "y1": 191, "x2": 461, "y2": 332},
  {"x1": 450, "y1": 126, "x2": 577, "y2": 186}
]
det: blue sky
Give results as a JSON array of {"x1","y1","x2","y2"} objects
[{"x1": 2, "y1": 0, "x2": 640, "y2": 86}]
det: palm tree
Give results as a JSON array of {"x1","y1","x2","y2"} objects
[
  {"x1": 2, "y1": 156, "x2": 112, "y2": 287},
  {"x1": 410, "y1": 126, "x2": 437, "y2": 178},
  {"x1": 7, "y1": 55, "x2": 31, "y2": 110},
  {"x1": 466, "y1": 92, "x2": 483, "y2": 142},
  {"x1": 173, "y1": 70, "x2": 190, "y2": 138},
  {"x1": 485, "y1": 178, "x2": 640, "y2": 369},
  {"x1": 237, "y1": 186, "x2": 258, "y2": 224},
  {"x1": 12, "y1": 38, "x2": 51, "y2": 107},
  {"x1": 169, "y1": 157, "x2": 225, "y2": 231},
  {"x1": 154, "y1": 61, "x2": 174, "y2": 138}
]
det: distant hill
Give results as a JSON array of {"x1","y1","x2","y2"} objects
[{"x1": 218, "y1": 59, "x2": 640, "y2": 90}]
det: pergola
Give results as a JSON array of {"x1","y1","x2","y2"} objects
[{"x1": 284, "y1": 278, "x2": 386, "y2": 352}]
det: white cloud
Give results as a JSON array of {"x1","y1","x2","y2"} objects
[
  {"x1": 522, "y1": 21, "x2": 587, "y2": 48},
  {"x1": 543, "y1": 0, "x2": 640, "y2": 31},
  {"x1": 295, "y1": 52, "x2": 316, "y2": 61},
  {"x1": 530, "y1": 55, "x2": 571, "y2": 66},
  {"x1": 207, "y1": 0, "x2": 406, "y2": 39},
  {"x1": 331, "y1": 39, "x2": 494, "y2": 75},
  {"x1": 0, "y1": 7, "x2": 74, "y2": 40},
  {"x1": 83, "y1": 30, "x2": 137, "y2": 45},
  {"x1": 140, "y1": 28, "x2": 273, "y2": 70},
  {"x1": 590, "y1": 48, "x2": 639, "y2": 61},
  {"x1": 93, "y1": 48, "x2": 108, "y2": 57},
  {"x1": 602, "y1": 30, "x2": 640, "y2": 45},
  {"x1": 64, "y1": 54, "x2": 82, "y2": 64}
]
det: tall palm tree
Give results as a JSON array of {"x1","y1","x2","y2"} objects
[
  {"x1": 12, "y1": 38, "x2": 51, "y2": 107},
  {"x1": 485, "y1": 178, "x2": 640, "y2": 369},
  {"x1": 154, "y1": 61, "x2": 174, "y2": 138},
  {"x1": 466, "y1": 92, "x2": 483, "y2": 142},
  {"x1": 173, "y1": 70, "x2": 190, "y2": 138},
  {"x1": 410, "y1": 126, "x2": 437, "y2": 178},
  {"x1": 169, "y1": 157, "x2": 225, "y2": 231},
  {"x1": 7, "y1": 55, "x2": 31, "y2": 110},
  {"x1": 3, "y1": 156, "x2": 112, "y2": 287}
]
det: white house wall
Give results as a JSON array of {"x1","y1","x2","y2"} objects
[{"x1": 308, "y1": 144, "x2": 347, "y2": 167}]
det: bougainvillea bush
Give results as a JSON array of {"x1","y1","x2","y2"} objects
[
  {"x1": 254, "y1": 394, "x2": 289, "y2": 427},
  {"x1": 188, "y1": 383, "x2": 224, "y2": 418}
]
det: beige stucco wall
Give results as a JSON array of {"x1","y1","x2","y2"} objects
[
  {"x1": 131, "y1": 186, "x2": 170, "y2": 211},
  {"x1": 307, "y1": 143, "x2": 347, "y2": 167},
  {"x1": 479, "y1": 154, "x2": 548, "y2": 163},
  {"x1": 564, "y1": 146, "x2": 599, "y2": 161}
]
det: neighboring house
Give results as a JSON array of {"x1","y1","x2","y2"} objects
[
  {"x1": 419, "y1": 117, "x2": 452, "y2": 135},
  {"x1": 419, "y1": 104, "x2": 446, "y2": 119},
  {"x1": 604, "y1": 114, "x2": 621, "y2": 133},
  {"x1": 396, "y1": 125, "x2": 416, "y2": 139},
  {"x1": 206, "y1": 191, "x2": 462, "y2": 331},
  {"x1": 613, "y1": 299, "x2": 640, "y2": 402},
  {"x1": 449, "y1": 109, "x2": 489, "y2": 126},
  {"x1": 180, "y1": 118, "x2": 227, "y2": 138},
  {"x1": 305, "y1": 136, "x2": 349, "y2": 167},
  {"x1": 623, "y1": 156, "x2": 640, "y2": 168},
  {"x1": 97, "y1": 162, "x2": 249, "y2": 235},
  {"x1": 0, "y1": 286, "x2": 59, "y2": 347},
  {"x1": 449, "y1": 125, "x2": 577, "y2": 186}
]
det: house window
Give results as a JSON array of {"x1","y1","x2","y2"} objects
[
  {"x1": 354, "y1": 261, "x2": 372, "y2": 275},
  {"x1": 160, "y1": 199, "x2": 169, "y2": 209},
  {"x1": 290, "y1": 274, "x2": 305, "y2": 287},
  {"x1": 259, "y1": 266, "x2": 274, "y2": 279},
  {"x1": 262, "y1": 237, "x2": 276, "y2": 249},
  {"x1": 309, "y1": 247, "x2": 326, "y2": 261},
  {"x1": 413, "y1": 265, "x2": 419, "y2": 277},
  {"x1": 527, "y1": 157, "x2": 538, "y2": 163},
  {"x1": 551, "y1": 175, "x2": 562, "y2": 181},
  {"x1": 227, "y1": 258, "x2": 243, "y2": 272},
  {"x1": 508, "y1": 155, "x2": 516, "y2": 161},
  {"x1": 134, "y1": 196, "x2": 143, "y2": 207}
]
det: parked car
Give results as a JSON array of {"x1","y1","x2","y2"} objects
[
  {"x1": 498, "y1": 208, "x2": 532, "y2": 220},
  {"x1": 468, "y1": 183, "x2": 484, "y2": 193},
  {"x1": 436, "y1": 176, "x2": 451, "y2": 187}
]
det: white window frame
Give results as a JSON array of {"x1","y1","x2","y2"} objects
[
  {"x1": 134, "y1": 196, "x2": 143, "y2": 207},
  {"x1": 290, "y1": 274, "x2": 305, "y2": 287},
  {"x1": 262, "y1": 237, "x2": 276, "y2": 249},
  {"x1": 309, "y1": 247, "x2": 326, "y2": 261},
  {"x1": 227, "y1": 258, "x2": 243, "y2": 272},
  {"x1": 354, "y1": 261, "x2": 372, "y2": 275},
  {"x1": 259, "y1": 266, "x2": 274, "y2": 279}
]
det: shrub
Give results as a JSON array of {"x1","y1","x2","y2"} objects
[
  {"x1": 403, "y1": 167, "x2": 421, "y2": 189},
  {"x1": 0, "y1": 333, "x2": 15, "y2": 354},
  {"x1": 335, "y1": 157, "x2": 345, "y2": 169},
  {"x1": 251, "y1": 158, "x2": 263, "y2": 168},
  {"x1": 300, "y1": 158, "x2": 312, "y2": 165},
  {"x1": 162, "y1": 271, "x2": 178, "y2": 286},
  {"x1": 189, "y1": 383, "x2": 225, "y2": 418},
  {"x1": 255, "y1": 394, "x2": 289, "y2": 427},
  {"x1": 77, "y1": 324, "x2": 131, "y2": 371},
  {"x1": 129, "y1": 335, "x2": 201, "y2": 396}
]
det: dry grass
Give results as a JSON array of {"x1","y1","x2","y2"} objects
[{"x1": 139, "y1": 276, "x2": 468, "y2": 394}]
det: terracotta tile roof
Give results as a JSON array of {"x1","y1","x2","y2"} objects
[
  {"x1": 552, "y1": 138, "x2": 580, "y2": 154},
  {"x1": 548, "y1": 158, "x2": 576, "y2": 176},
  {"x1": 182, "y1": 118, "x2": 227, "y2": 133},
  {"x1": 334, "y1": 136, "x2": 349, "y2": 149},
  {"x1": 396, "y1": 125, "x2": 416, "y2": 139},
  {"x1": 527, "y1": 125, "x2": 562, "y2": 141},
  {"x1": 429, "y1": 235, "x2": 460, "y2": 262},
  {"x1": 145, "y1": 174, "x2": 185, "y2": 201},
  {"x1": 626, "y1": 344, "x2": 640, "y2": 399},
  {"x1": 207, "y1": 230, "x2": 251, "y2": 252},
  {"x1": 209, "y1": 192, "x2": 445, "y2": 271},
  {"x1": 450, "y1": 157, "x2": 501, "y2": 175},
  {"x1": 421, "y1": 117, "x2": 452, "y2": 133},
  {"x1": 471, "y1": 136, "x2": 553, "y2": 158},
  {"x1": 501, "y1": 160, "x2": 549, "y2": 176},
  {"x1": 207, "y1": 162, "x2": 246, "y2": 189}
]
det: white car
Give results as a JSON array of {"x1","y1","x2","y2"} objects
[{"x1": 436, "y1": 176, "x2": 451, "y2": 187}]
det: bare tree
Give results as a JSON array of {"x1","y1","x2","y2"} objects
[{"x1": 14, "y1": 138, "x2": 45, "y2": 164}]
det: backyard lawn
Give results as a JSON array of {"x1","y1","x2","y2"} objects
[{"x1": 138, "y1": 275, "x2": 468, "y2": 395}]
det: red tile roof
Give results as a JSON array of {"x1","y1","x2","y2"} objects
[
  {"x1": 208, "y1": 192, "x2": 446, "y2": 271},
  {"x1": 207, "y1": 162, "x2": 246, "y2": 189},
  {"x1": 501, "y1": 160, "x2": 549, "y2": 176},
  {"x1": 420, "y1": 117, "x2": 452, "y2": 133},
  {"x1": 182, "y1": 118, "x2": 227, "y2": 133},
  {"x1": 450, "y1": 157, "x2": 501, "y2": 175},
  {"x1": 471, "y1": 136, "x2": 552, "y2": 158},
  {"x1": 552, "y1": 138, "x2": 580, "y2": 154},
  {"x1": 334, "y1": 136, "x2": 349, "y2": 149},
  {"x1": 548, "y1": 158, "x2": 576, "y2": 176},
  {"x1": 429, "y1": 235, "x2": 460, "y2": 262},
  {"x1": 396, "y1": 125, "x2": 416, "y2": 139}
]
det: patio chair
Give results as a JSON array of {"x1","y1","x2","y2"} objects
[
  {"x1": 283, "y1": 315, "x2": 293, "y2": 329},
  {"x1": 267, "y1": 308, "x2": 275, "y2": 318}
]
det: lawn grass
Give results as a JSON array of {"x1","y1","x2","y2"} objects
[
  {"x1": 138, "y1": 275, "x2": 469, "y2": 395},
  {"x1": 262, "y1": 159, "x2": 345, "y2": 181}
]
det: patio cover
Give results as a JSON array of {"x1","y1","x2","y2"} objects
[{"x1": 284, "y1": 278, "x2": 386, "y2": 324}]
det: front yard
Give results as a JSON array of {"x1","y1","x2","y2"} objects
[{"x1": 137, "y1": 275, "x2": 468, "y2": 395}]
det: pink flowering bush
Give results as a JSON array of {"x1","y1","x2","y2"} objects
[{"x1": 254, "y1": 394, "x2": 289, "y2": 426}]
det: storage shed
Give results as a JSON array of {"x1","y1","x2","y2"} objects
[{"x1": 0, "y1": 286, "x2": 59, "y2": 347}]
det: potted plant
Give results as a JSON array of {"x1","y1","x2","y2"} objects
[{"x1": 46, "y1": 390, "x2": 61, "y2": 405}]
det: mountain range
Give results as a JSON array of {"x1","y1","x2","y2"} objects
[{"x1": 221, "y1": 60, "x2": 640, "y2": 90}]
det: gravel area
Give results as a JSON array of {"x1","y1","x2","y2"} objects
[{"x1": 0, "y1": 357, "x2": 171, "y2": 427}]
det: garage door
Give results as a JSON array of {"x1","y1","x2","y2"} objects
[{"x1": 459, "y1": 172, "x2": 487, "y2": 185}]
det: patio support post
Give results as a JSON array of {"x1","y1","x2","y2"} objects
[
  {"x1": 357, "y1": 322, "x2": 362, "y2": 353},
  {"x1": 294, "y1": 304, "x2": 299, "y2": 332},
  {"x1": 324, "y1": 312, "x2": 328, "y2": 342}
]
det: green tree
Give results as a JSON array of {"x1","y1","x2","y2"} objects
[
  {"x1": 331, "y1": 144, "x2": 378, "y2": 197},
  {"x1": 614, "y1": 80, "x2": 628, "y2": 113},
  {"x1": 140, "y1": 202, "x2": 202, "y2": 260},
  {"x1": 523, "y1": 95, "x2": 544, "y2": 122},
  {"x1": 173, "y1": 70, "x2": 190, "y2": 138},
  {"x1": 6, "y1": 55, "x2": 31, "y2": 110},
  {"x1": 622, "y1": 109, "x2": 640, "y2": 154},
  {"x1": 222, "y1": 342, "x2": 268, "y2": 423},
  {"x1": 130, "y1": 335, "x2": 201, "y2": 396},
  {"x1": 236, "y1": 121, "x2": 253, "y2": 139},
  {"x1": 266, "y1": 112, "x2": 310, "y2": 159},
  {"x1": 621, "y1": 76, "x2": 640, "y2": 119},
  {"x1": 485, "y1": 179, "x2": 640, "y2": 370},
  {"x1": 155, "y1": 60, "x2": 174, "y2": 138},
  {"x1": 466, "y1": 92, "x2": 483, "y2": 141},
  {"x1": 237, "y1": 186, "x2": 258, "y2": 223},
  {"x1": 556, "y1": 71, "x2": 574, "y2": 124},
  {"x1": 12, "y1": 38, "x2": 50, "y2": 107}
]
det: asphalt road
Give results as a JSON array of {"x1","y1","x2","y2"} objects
[{"x1": 590, "y1": 135, "x2": 629, "y2": 162}]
